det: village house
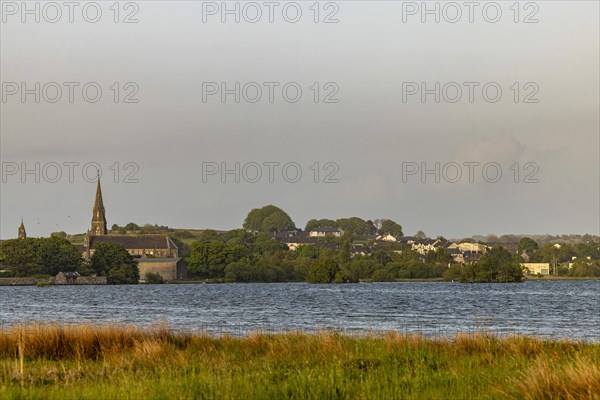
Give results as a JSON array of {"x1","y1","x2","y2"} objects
[
  {"x1": 522, "y1": 263, "x2": 550, "y2": 276},
  {"x1": 308, "y1": 227, "x2": 344, "y2": 238},
  {"x1": 375, "y1": 234, "x2": 397, "y2": 242}
]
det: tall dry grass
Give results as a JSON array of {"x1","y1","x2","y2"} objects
[
  {"x1": 0, "y1": 323, "x2": 190, "y2": 361},
  {"x1": 1, "y1": 324, "x2": 599, "y2": 399},
  {"x1": 508, "y1": 356, "x2": 600, "y2": 400},
  {"x1": 0, "y1": 324, "x2": 595, "y2": 362}
]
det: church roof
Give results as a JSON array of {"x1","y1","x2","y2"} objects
[{"x1": 89, "y1": 234, "x2": 178, "y2": 250}]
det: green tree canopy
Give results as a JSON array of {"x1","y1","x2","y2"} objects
[
  {"x1": 0, "y1": 239, "x2": 40, "y2": 277},
  {"x1": 335, "y1": 217, "x2": 376, "y2": 235},
  {"x1": 378, "y1": 220, "x2": 403, "y2": 237},
  {"x1": 145, "y1": 272, "x2": 165, "y2": 284},
  {"x1": 243, "y1": 205, "x2": 296, "y2": 233},
  {"x1": 125, "y1": 222, "x2": 139, "y2": 231},
  {"x1": 518, "y1": 237, "x2": 539, "y2": 254},
  {"x1": 0, "y1": 237, "x2": 82, "y2": 277},
  {"x1": 38, "y1": 237, "x2": 82, "y2": 276},
  {"x1": 91, "y1": 243, "x2": 139, "y2": 284},
  {"x1": 307, "y1": 258, "x2": 339, "y2": 284},
  {"x1": 568, "y1": 258, "x2": 600, "y2": 277},
  {"x1": 305, "y1": 219, "x2": 336, "y2": 231},
  {"x1": 415, "y1": 230, "x2": 427, "y2": 239},
  {"x1": 463, "y1": 246, "x2": 523, "y2": 283}
]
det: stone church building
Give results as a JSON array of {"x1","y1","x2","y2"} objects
[{"x1": 83, "y1": 177, "x2": 187, "y2": 281}]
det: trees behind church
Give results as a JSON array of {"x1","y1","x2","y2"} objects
[
  {"x1": 0, "y1": 237, "x2": 82, "y2": 277},
  {"x1": 90, "y1": 243, "x2": 139, "y2": 284},
  {"x1": 0, "y1": 239, "x2": 139, "y2": 284}
]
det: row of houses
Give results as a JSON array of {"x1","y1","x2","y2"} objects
[
  {"x1": 273, "y1": 229, "x2": 557, "y2": 275},
  {"x1": 273, "y1": 228, "x2": 490, "y2": 265}
]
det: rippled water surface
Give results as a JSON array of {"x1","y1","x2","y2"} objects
[{"x1": 1, "y1": 281, "x2": 598, "y2": 340}]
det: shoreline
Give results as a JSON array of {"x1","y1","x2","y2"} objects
[{"x1": 1, "y1": 276, "x2": 599, "y2": 286}]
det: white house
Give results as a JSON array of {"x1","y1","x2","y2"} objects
[
  {"x1": 376, "y1": 234, "x2": 397, "y2": 242},
  {"x1": 522, "y1": 263, "x2": 550, "y2": 276},
  {"x1": 308, "y1": 227, "x2": 344, "y2": 238}
]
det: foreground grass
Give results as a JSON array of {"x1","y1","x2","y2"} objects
[{"x1": 1, "y1": 324, "x2": 599, "y2": 399}]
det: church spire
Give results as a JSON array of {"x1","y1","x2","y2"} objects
[
  {"x1": 18, "y1": 216, "x2": 26, "y2": 239},
  {"x1": 91, "y1": 173, "x2": 107, "y2": 235}
]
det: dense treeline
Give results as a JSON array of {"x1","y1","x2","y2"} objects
[
  {"x1": 185, "y1": 229, "x2": 454, "y2": 283},
  {"x1": 517, "y1": 237, "x2": 600, "y2": 277},
  {"x1": 0, "y1": 238, "x2": 139, "y2": 284},
  {"x1": 0, "y1": 237, "x2": 84, "y2": 277},
  {"x1": 4, "y1": 205, "x2": 599, "y2": 283},
  {"x1": 305, "y1": 217, "x2": 403, "y2": 236},
  {"x1": 445, "y1": 247, "x2": 524, "y2": 283}
]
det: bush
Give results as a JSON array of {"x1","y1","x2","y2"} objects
[
  {"x1": 307, "y1": 258, "x2": 339, "y2": 284},
  {"x1": 371, "y1": 269, "x2": 395, "y2": 282},
  {"x1": 145, "y1": 272, "x2": 165, "y2": 284},
  {"x1": 334, "y1": 268, "x2": 358, "y2": 283}
]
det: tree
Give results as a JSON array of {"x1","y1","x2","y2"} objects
[
  {"x1": 485, "y1": 234, "x2": 499, "y2": 243},
  {"x1": 305, "y1": 219, "x2": 336, "y2": 231},
  {"x1": 0, "y1": 239, "x2": 40, "y2": 277},
  {"x1": 518, "y1": 237, "x2": 539, "y2": 254},
  {"x1": 415, "y1": 230, "x2": 427, "y2": 239},
  {"x1": 568, "y1": 258, "x2": 600, "y2": 277},
  {"x1": 425, "y1": 247, "x2": 452, "y2": 265},
  {"x1": 145, "y1": 272, "x2": 165, "y2": 284},
  {"x1": 50, "y1": 231, "x2": 67, "y2": 238},
  {"x1": 90, "y1": 243, "x2": 139, "y2": 284},
  {"x1": 307, "y1": 258, "x2": 339, "y2": 283},
  {"x1": 125, "y1": 222, "x2": 139, "y2": 231},
  {"x1": 111, "y1": 224, "x2": 120, "y2": 232},
  {"x1": 499, "y1": 234, "x2": 519, "y2": 243},
  {"x1": 463, "y1": 246, "x2": 523, "y2": 283},
  {"x1": 224, "y1": 261, "x2": 256, "y2": 282},
  {"x1": 38, "y1": 237, "x2": 82, "y2": 276},
  {"x1": 345, "y1": 259, "x2": 379, "y2": 280},
  {"x1": 335, "y1": 217, "x2": 375, "y2": 235},
  {"x1": 243, "y1": 205, "x2": 295, "y2": 233},
  {"x1": 253, "y1": 232, "x2": 287, "y2": 255},
  {"x1": 378, "y1": 220, "x2": 403, "y2": 237},
  {"x1": 371, "y1": 268, "x2": 395, "y2": 282},
  {"x1": 334, "y1": 268, "x2": 359, "y2": 283}
]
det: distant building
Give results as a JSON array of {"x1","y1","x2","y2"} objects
[
  {"x1": 55, "y1": 271, "x2": 80, "y2": 284},
  {"x1": 138, "y1": 258, "x2": 188, "y2": 281},
  {"x1": 376, "y1": 234, "x2": 397, "y2": 242},
  {"x1": 522, "y1": 263, "x2": 550, "y2": 276},
  {"x1": 83, "y1": 175, "x2": 186, "y2": 281},
  {"x1": 308, "y1": 227, "x2": 343, "y2": 238},
  {"x1": 85, "y1": 234, "x2": 179, "y2": 258},
  {"x1": 18, "y1": 217, "x2": 26, "y2": 239},
  {"x1": 91, "y1": 175, "x2": 108, "y2": 235}
]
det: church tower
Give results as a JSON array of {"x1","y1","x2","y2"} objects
[
  {"x1": 91, "y1": 175, "x2": 107, "y2": 235},
  {"x1": 18, "y1": 217, "x2": 26, "y2": 239}
]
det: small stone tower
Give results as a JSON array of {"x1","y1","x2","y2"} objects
[
  {"x1": 18, "y1": 217, "x2": 26, "y2": 239},
  {"x1": 91, "y1": 174, "x2": 107, "y2": 235}
]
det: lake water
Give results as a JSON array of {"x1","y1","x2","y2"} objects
[{"x1": 1, "y1": 281, "x2": 598, "y2": 341}]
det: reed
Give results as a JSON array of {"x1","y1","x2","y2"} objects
[{"x1": 0, "y1": 324, "x2": 598, "y2": 399}]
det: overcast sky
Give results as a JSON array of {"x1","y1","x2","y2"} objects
[{"x1": 1, "y1": 1, "x2": 598, "y2": 239}]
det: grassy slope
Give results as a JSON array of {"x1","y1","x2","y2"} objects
[{"x1": 1, "y1": 324, "x2": 599, "y2": 399}]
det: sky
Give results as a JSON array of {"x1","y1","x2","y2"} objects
[{"x1": 1, "y1": 1, "x2": 599, "y2": 240}]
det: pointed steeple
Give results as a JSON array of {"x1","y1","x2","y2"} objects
[
  {"x1": 18, "y1": 216, "x2": 26, "y2": 239},
  {"x1": 91, "y1": 173, "x2": 107, "y2": 235}
]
